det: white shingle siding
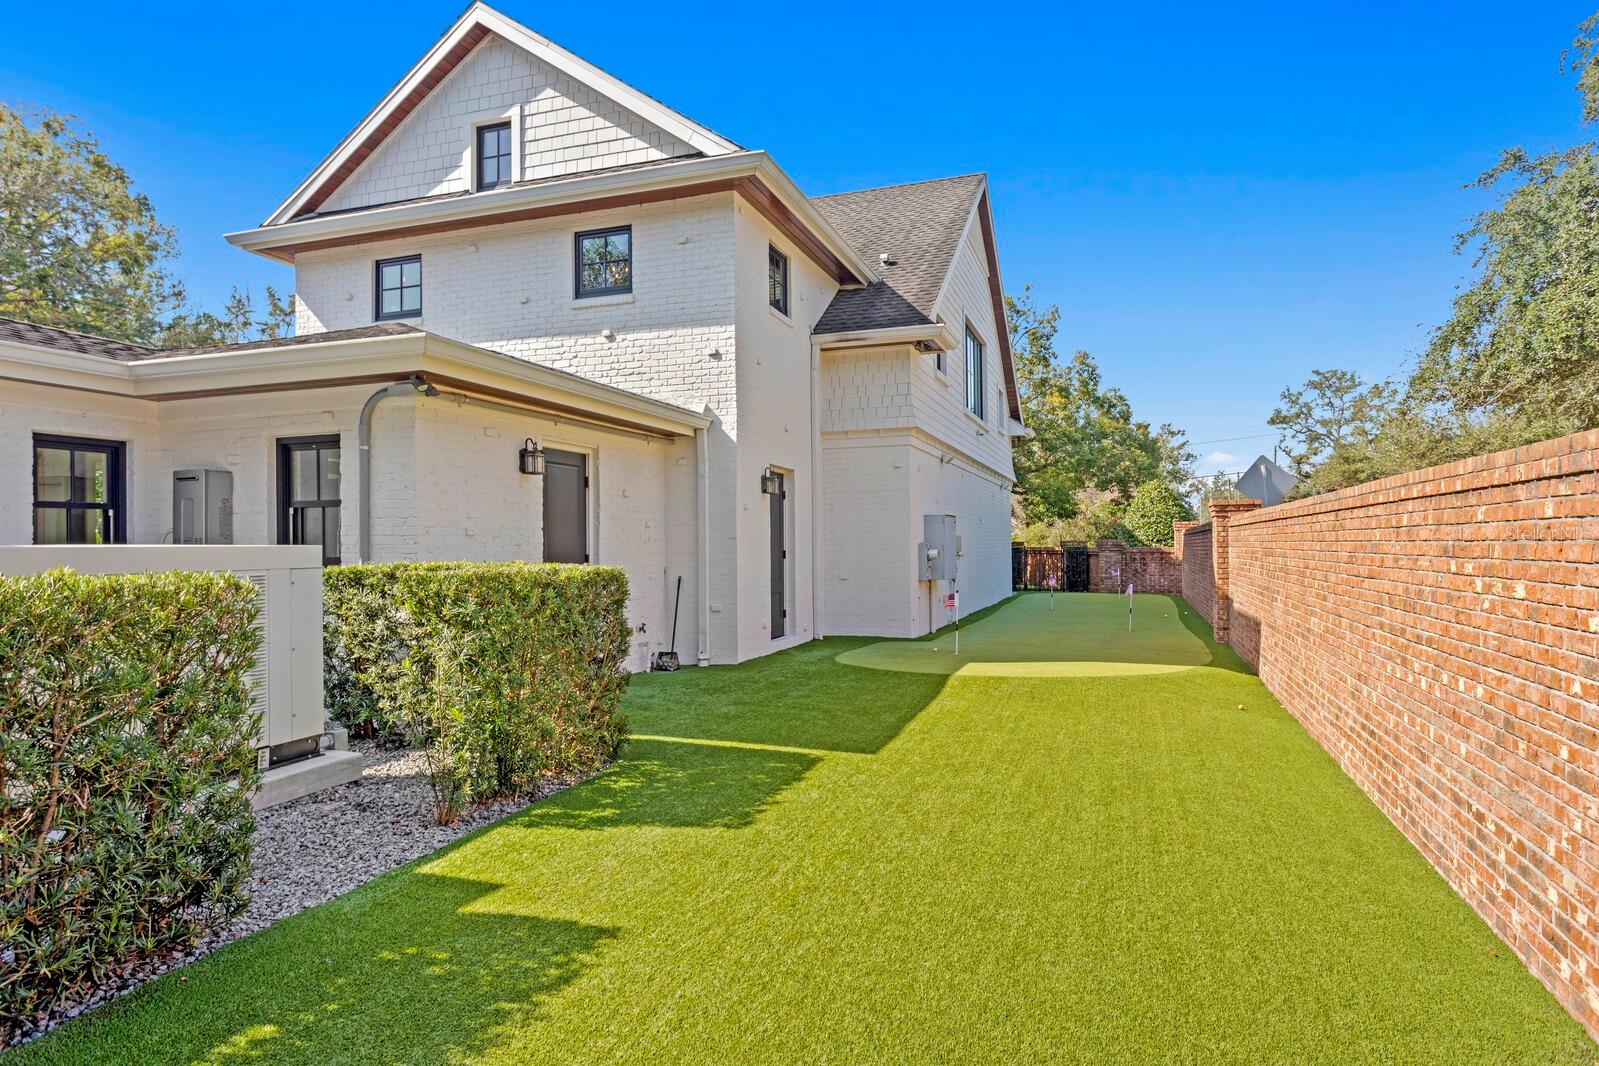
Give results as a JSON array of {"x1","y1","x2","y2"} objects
[{"x1": 320, "y1": 37, "x2": 692, "y2": 216}]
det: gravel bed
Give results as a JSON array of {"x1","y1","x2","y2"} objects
[{"x1": 7, "y1": 739, "x2": 595, "y2": 1050}]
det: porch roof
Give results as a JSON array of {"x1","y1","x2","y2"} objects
[{"x1": 0, "y1": 317, "x2": 710, "y2": 440}]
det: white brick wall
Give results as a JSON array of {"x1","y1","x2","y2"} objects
[{"x1": 321, "y1": 36, "x2": 692, "y2": 216}]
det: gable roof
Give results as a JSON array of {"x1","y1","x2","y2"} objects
[
  {"x1": 0, "y1": 316, "x2": 422, "y2": 362},
  {"x1": 811, "y1": 175, "x2": 1021, "y2": 423},
  {"x1": 266, "y1": 2, "x2": 741, "y2": 225},
  {"x1": 810, "y1": 174, "x2": 985, "y2": 335}
]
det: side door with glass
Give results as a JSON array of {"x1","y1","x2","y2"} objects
[
  {"x1": 278, "y1": 436, "x2": 341, "y2": 565},
  {"x1": 33, "y1": 435, "x2": 125, "y2": 544}
]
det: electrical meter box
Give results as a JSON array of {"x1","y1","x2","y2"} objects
[
  {"x1": 919, "y1": 513, "x2": 957, "y2": 581},
  {"x1": 173, "y1": 470, "x2": 234, "y2": 545}
]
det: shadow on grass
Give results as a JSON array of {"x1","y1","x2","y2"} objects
[
  {"x1": 1168, "y1": 594, "x2": 1254, "y2": 675},
  {"x1": 513, "y1": 738, "x2": 819, "y2": 831},
  {"x1": 626, "y1": 637, "x2": 950, "y2": 755},
  {"x1": 19, "y1": 873, "x2": 614, "y2": 1066}
]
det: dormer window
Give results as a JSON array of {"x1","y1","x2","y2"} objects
[{"x1": 476, "y1": 121, "x2": 512, "y2": 191}]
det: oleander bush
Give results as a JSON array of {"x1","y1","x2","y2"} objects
[
  {"x1": 324, "y1": 562, "x2": 630, "y2": 821},
  {"x1": 0, "y1": 569, "x2": 261, "y2": 1041}
]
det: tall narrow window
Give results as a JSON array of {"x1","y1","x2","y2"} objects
[
  {"x1": 33, "y1": 435, "x2": 124, "y2": 544},
  {"x1": 768, "y1": 245, "x2": 789, "y2": 315},
  {"x1": 965, "y1": 326, "x2": 985, "y2": 418},
  {"x1": 476, "y1": 121, "x2": 512, "y2": 191},
  {"x1": 279, "y1": 437, "x2": 342, "y2": 565},
  {"x1": 375, "y1": 255, "x2": 421, "y2": 320},
  {"x1": 574, "y1": 226, "x2": 632, "y2": 297}
]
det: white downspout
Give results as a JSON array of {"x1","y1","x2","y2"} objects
[
  {"x1": 357, "y1": 379, "x2": 424, "y2": 563},
  {"x1": 695, "y1": 412, "x2": 712, "y2": 667},
  {"x1": 810, "y1": 339, "x2": 824, "y2": 641}
]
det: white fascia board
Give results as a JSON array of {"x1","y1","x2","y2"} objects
[
  {"x1": 121, "y1": 333, "x2": 707, "y2": 434},
  {"x1": 0, "y1": 340, "x2": 138, "y2": 394},
  {"x1": 234, "y1": 152, "x2": 760, "y2": 251},
  {"x1": 229, "y1": 151, "x2": 879, "y2": 288},
  {"x1": 813, "y1": 321, "x2": 959, "y2": 352},
  {"x1": 263, "y1": 3, "x2": 740, "y2": 227}
]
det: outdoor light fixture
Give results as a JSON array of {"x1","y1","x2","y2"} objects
[
  {"x1": 760, "y1": 467, "x2": 781, "y2": 495},
  {"x1": 519, "y1": 438, "x2": 546, "y2": 476},
  {"x1": 409, "y1": 373, "x2": 439, "y2": 397}
]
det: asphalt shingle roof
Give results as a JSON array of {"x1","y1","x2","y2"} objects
[
  {"x1": 0, "y1": 317, "x2": 422, "y2": 361},
  {"x1": 811, "y1": 174, "x2": 985, "y2": 336}
]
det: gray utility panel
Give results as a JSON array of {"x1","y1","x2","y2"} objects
[
  {"x1": 173, "y1": 469, "x2": 234, "y2": 545},
  {"x1": 918, "y1": 513, "x2": 957, "y2": 581}
]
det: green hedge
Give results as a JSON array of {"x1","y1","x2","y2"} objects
[
  {"x1": 0, "y1": 569, "x2": 261, "y2": 1040},
  {"x1": 324, "y1": 562, "x2": 630, "y2": 820}
]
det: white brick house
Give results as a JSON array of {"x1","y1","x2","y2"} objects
[{"x1": 0, "y1": 2, "x2": 1025, "y2": 666}]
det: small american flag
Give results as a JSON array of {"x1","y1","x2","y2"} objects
[{"x1": 944, "y1": 591, "x2": 958, "y2": 609}]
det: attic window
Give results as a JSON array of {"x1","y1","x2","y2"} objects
[{"x1": 476, "y1": 121, "x2": 512, "y2": 191}]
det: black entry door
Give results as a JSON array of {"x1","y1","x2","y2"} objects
[
  {"x1": 543, "y1": 449, "x2": 589, "y2": 563},
  {"x1": 769, "y1": 471, "x2": 786, "y2": 638}
]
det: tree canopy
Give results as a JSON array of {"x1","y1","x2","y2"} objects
[
  {"x1": 1008, "y1": 288, "x2": 1194, "y2": 543},
  {"x1": 1269, "y1": 13, "x2": 1599, "y2": 497},
  {"x1": 0, "y1": 104, "x2": 290, "y2": 347}
]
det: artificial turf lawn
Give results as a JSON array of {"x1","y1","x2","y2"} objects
[{"x1": 16, "y1": 593, "x2": 1596, "y2": 1064}]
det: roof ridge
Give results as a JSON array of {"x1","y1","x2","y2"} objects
[{"x1": 815, "y1": 172, "x2": 986, "y2": 201}]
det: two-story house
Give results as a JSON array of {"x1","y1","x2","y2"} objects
[{"x1": 0, "y1": 2, "x2": 1024, "y2": 669}]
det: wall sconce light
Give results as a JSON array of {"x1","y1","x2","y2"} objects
[
  {"x1": 519, "y1": 438, "x2": 546, "y2": 476},
  {"x1": 760, "y1": 466, "x2": 781, "y2": 495}
]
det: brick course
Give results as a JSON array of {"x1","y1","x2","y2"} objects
[{"x1": 1180, "y1": 429, "x2": 1599, "y2": 1038}]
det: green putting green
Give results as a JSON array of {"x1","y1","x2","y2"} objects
[
  {"x1": 15, "y1": 593, "x2": 1593, "y2": 1064},
  {"x1": 836, "y1": 592, "x2": 1215, "y2": 676}
]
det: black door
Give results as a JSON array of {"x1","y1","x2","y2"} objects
[
  {"x1": 769, "y1": 471, "x2": 786, "y2": 638},
  {"x1": 278, "y1": 437, "x2": 342, "y2": 565},
  {"x1": 33, "y1": 434, "x2": 125, "y2": 544},
  {"x1": 1065, "y1": 546, "x2": 1090, "y2": 592},
  {"x1": 543, "y1": 449, "x2": 589, "y2": 563}
]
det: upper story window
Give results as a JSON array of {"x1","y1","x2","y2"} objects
[
  {"x1": 375, "y1": 255, "x2": 422, "y2": 320},
  {"x1": 965, "y1": 325, "x2": 986, "y2": 418},
  {"x1": 768, "y1": 245, "x2": 789, "y2": 316},
  {"x1": 575, "y1": 226, "x2": 632, "y2": 298},
  {"x1": 476, "y1": 121, "x2": 512, "y2": 191}
]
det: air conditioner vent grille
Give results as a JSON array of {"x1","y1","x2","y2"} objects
[{"x1": 244, "y1": 572, "x2": 268, "y2": 718}]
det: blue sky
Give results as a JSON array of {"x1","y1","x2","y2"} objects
[{"x1": 2, "y1": 2, "x2": 1592, "y2": 474}]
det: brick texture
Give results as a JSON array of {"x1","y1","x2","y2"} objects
[
  {"x1": 1181, "y1": 523, "x2": 1214, "y2": 627},
  {"x1": 1182, "y1": 429, "x2": 1599, "y2": 1038}
]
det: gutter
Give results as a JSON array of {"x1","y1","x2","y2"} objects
[{"x1": 812, "y1": 321, "x2": 959, "y2": 354}]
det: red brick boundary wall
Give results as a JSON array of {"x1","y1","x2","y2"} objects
[
  {"x1": 1011, "y1": 541, "x2": 1184, "y2": 594},
  {"x1": 1179, "y1": 522, "x2": 1215, "y2": 626},
  {"x1": 1182, "y1": 430, "x2": 1599, "y2": 1038}
]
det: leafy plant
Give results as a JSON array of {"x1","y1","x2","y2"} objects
[
  {"x1": 1121, "y1": 481, "x2": 1195, "y2": 547},
  {"x1": 0, "y1": 569, "x2": 261, "y2": 1041},
  {"x1": 323, "y1": 562, "x2": 631, "y2": 822}
]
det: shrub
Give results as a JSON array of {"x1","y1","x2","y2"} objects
[
  {"x1": 1121, "y1": 480, "x2": 1195, "y2": 547},
  {"x1": 0, "y1": 569, "x2": 261, "y2": 1040},
  {"x1": 324, "y1": 562, "x2": 630, "y2": 821}
]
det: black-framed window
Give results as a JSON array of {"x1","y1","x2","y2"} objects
[
  {"x1": 574, "y1": 226, "x2": 631, "y2": 297},
  {"x1": 476, "y1": 121, "x2": 512, "y2": 191},
  {"x1": 965, "y1": 326, "x2": 985, "y2": 418},
  {"x1": 33, "y1": 434, "x2": 125, "y2": 544},
  {"x1": 375, "y1": 255, "x2": 422, "y2": 320},
  {"x1": 278, "y1": 436, "x2": 342, "y2": 565},
  {"x1": 768, "y1": 245, "x2": 789, "y2": 315}
]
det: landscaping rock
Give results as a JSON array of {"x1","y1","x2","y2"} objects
[{"x1": 7, "y1": 739, "x2": 594, "y2": 1049}]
